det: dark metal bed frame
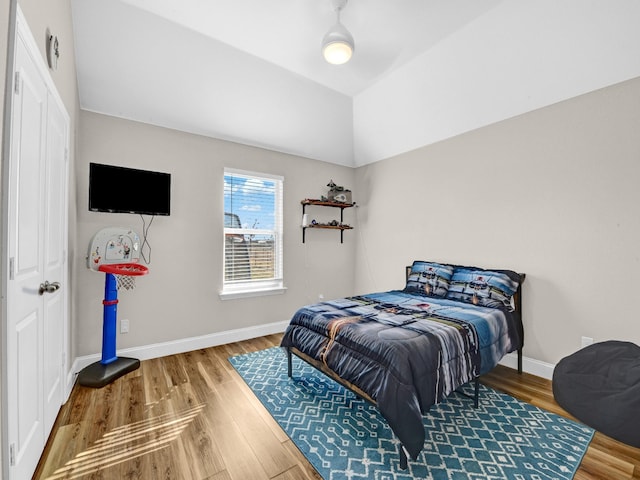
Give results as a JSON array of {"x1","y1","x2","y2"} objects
[{"x1": 286, "y1": 267, "x2": 525, "y2": 470}]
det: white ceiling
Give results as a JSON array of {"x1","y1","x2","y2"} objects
[
  {"x1": 113, "y1": 0, "x2": 500, "y2": 97},
  {"x1": 71, "y1": 0, "x2": 640, "y2": 167}
]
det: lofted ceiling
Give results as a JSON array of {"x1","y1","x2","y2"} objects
[
  {"x1": 71, "y1": 0, "x2": 640, "y2": 167},
  {"x1": 97, "y1": 0, "x2": 502, "y2": 97}
]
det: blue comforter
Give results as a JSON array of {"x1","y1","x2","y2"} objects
[{"x1": 280, "y1": 290, "x2": 522, "y2": 460}]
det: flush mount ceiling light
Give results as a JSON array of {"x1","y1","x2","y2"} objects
[{"x1": 322, "y1": 0, "x2": 354, "y2": 65}]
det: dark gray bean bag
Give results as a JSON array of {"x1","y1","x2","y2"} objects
[{"x1": 552, "y1": 340, "x2": 640, "y2": 447}]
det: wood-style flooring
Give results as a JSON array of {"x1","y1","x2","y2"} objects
[{"x1": 34, "y1": 334, "x2": 640, "y2": 479}]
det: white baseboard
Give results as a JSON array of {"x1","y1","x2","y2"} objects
[
  {"x1": 66, "y1": 320, "x2": 290, "y2": 394},
  {"x1": 499, "y1": 351, "x2": 555, "y2": 380},
  {"x1": 65, "y1": 323, "x2": 556, "y2": 397}
]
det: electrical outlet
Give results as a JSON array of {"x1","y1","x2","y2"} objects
[
  {"x1": 581, "y1": 336, "x2": 593, "y2": 348},
  {"x1": 121, "y1": 318, "x2": 129, "y2": 334},
  {"x1": 318, "y1": 293, "x2": 324, "y2": 300}
]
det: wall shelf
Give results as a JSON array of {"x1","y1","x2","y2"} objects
[{"x1": 301, "y1": 199, "x2": 354, "y2": 243}]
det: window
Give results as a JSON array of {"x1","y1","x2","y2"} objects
[{"x1": 221, "y1": 168, "x2": 285, "y2": 299}]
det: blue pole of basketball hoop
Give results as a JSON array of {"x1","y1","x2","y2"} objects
[{"x1": 101, "y1": 273, "x2": 118, "y2": 364}]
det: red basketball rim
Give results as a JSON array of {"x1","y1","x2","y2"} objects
[{"x1": 98, "y1": 263, "x2": 149, "y2": 276}]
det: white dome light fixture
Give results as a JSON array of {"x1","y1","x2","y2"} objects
[{"x1": 322, "y1": 0, "x2": 354, "y2": 65}]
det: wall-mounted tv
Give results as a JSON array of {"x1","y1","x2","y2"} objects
[{"x1": 89, "y1": 163, "x2": 171, "y2": 216}]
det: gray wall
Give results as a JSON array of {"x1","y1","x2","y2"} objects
[
  {"x1": 354, "y1": 76, "x2": 640, "y2": 367},
  {"x1": 9, "y1": 0, "x2": 640, "y2": 373},
  {"x1": 75, "y1": 111, "x2": 357, "y2": 357}
]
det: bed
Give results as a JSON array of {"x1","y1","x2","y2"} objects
[{"x1": 280, "y1": 260, "x2": 525, "y2": 469}]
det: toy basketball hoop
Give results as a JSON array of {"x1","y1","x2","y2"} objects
[
  {"x1": 99, "y1": 262, "x2": 149, "y2": 291},
  {"x1": 79, "y1": 227, "x2": 149, "y2": 388}
]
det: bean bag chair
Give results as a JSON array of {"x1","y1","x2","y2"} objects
[{"x1": 552, "y1": 340, "x2": 640, "y2": 447}]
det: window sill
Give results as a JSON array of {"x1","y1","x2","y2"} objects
[{"x1": 219, "y1": 285, "x2": 287, "y2": 301}]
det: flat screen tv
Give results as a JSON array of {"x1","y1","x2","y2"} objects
[{"x1": 89, "y1": 163, "x2": 171, "y2": 216}]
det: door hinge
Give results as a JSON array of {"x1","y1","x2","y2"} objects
[
  {"x1": 9, "y1": 443, "x2": 15, "y2": 466},
  {"x1": 14, "y1": 71, "x2": 20, "y2": 95},
  {"x1": 61, "y1": 351, "x2": 66, "y2": 367},
  {"x1": 9, "y1": 257, "x2": 15, "y2": 280}
]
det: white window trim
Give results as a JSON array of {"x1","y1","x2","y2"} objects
[
  {"x1": 220, "y1": 168, "x2": 285, "y2": 300},
  {"x1": 219, "y1": 284, "x2": 287, "y2": 301}
]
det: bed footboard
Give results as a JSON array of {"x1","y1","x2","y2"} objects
[{"x1": 286, "y1": 346, "x2": 375, "y2": 404}]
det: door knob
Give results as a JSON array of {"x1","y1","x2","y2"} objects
[{"x1": 39, "y1": 281, "x2": 61, "y2": 295}]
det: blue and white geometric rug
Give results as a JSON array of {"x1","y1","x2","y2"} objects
[{"x1": 229, "y1": 347, "x2": 594, "y2": 480}]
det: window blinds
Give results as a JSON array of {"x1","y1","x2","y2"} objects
[{"x1": 223, "y1": 170, "x2": 283, "y2": 287}]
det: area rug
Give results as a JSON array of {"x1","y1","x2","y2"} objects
[{"x1": 229, "y1": 347, "x2": 594, "y2": 480}]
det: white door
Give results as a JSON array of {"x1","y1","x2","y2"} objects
[
  {"x1": 42, "y1": 87, "x2": 68, "y2": 434},
  {"x1": 5, "y1": 13, "x2": 69, "y2": 480}
]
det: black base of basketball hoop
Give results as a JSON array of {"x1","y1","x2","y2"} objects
[{"x1": 77, "y1": 357, "x2": 140, "y2": 388}]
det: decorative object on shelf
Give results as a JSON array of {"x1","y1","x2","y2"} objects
[
  {"x1": 326, "y1": 179, "x2": 352, "y2": 204},
  {"x1": 321, "y1": 0, "x2": 354, "y2": 65}
]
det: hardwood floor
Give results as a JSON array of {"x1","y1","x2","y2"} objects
[{"x1": 34, "y1": 334, "x2": 640, "y2": 479}]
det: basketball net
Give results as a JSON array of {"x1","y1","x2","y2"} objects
[{"x1": 115, "y1": 274, "x2": 136, "y2": 291}]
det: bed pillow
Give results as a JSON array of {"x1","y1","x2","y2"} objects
[
  {"x1": 446, "y1": 268, "x2": 520, "y2": 308},
  {"x1": 404, "y1": 261, "x2": 454, "y2": 298}
]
